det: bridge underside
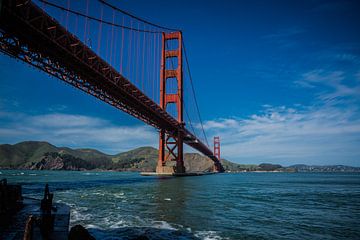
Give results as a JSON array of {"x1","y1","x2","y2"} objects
[{"x1": 0, "y1": 0, "x2": 224, "y2": 172}]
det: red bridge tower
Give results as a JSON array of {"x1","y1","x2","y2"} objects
[
  {"x1": 157, "y1": 31, "x2": 185, "y2": 174},
  {"x1": 214, "y1": 136, "x2": 220, "y2": 160},
  {"x1": 213, "y1": 136, "x2": 221, "y2": 171}
]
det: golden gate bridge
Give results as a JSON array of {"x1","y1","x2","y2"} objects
[{"x1": 0, "y1": 0, "x2": 224, "y2": 174}]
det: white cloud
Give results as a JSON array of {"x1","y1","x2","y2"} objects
[
  {"x1": 0, "y1": 112, "x2": 157, "y2": 154},
  {"x1": 29, "y1": 114, "x2": 107, "y2": 128},
  {"x1": 262, "y1": 27, "x2": 305, "y2": 49},
  {"x1": 202, "y1": 119, "x2": 238, "y2": 130},
  {"x1": 201, "y1": 68, "x2": 360, "y2": 166},
  {"x1": 334, "y1": 53, "x2": 360, "y2": 63},
  {"x1": 295, "y1": 70, "x2": 360, "y2": 101},
  {"x1": 204, "y1": 104, "x2": 360, "y2": 166}
]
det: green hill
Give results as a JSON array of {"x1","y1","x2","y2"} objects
[
  {"x1": 0, "y1": 141, "x2": 222, "y2": 171},
  {"x1": 220, "y1": 159, "x2": 258, "y2": 171},
  {"x1": 0, "y1": 141, "x2": 112, "y2": 169},
  {"x1": 0, "y1": 143, "x2": 25, "y2": 168},
  {"x1": 0, "y1": 141, "x2": 301, "y2": 172},
  {"x1": 0, "y1": 141, "x2": 59, "y2": 168}
]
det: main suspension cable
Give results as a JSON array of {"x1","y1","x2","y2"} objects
[
  {"x1": 182, "y1": 38, "x2": 209, "y2": 147},
  {"x1": 38, "y1": 0, "x2": 162, "y2": 33},
  {"x1": 98, "y1": 0, "x2": 180, "y2": 32}
]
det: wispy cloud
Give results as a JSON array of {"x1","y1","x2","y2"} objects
[
  {"x1": 262, "y1": 27, "x2": 305, "y2": 49},
  {"x1": 203, "y1": 104, "x2": 360, "y2": 166},
  {"x1": 263, "y1": 27, "x2": 305, "y2": 40},
  {"x1": 295, "y1": 69, "x2": 360, "y2": 101},
  {"x1": 47, "y1": 104, "x2": 68, "y2": 112},
  {"x1": 333, "y1": 53, "x2": 360, "y2": 64},
  {"x1": 0, "y1": 112, "x2": 157, "y2": 154},
  {"x1": 203, "y1": 67, "x2": 360, "y2": 166}
]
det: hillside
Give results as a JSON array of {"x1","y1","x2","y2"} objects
[
  {"x1": 0, "y1": 141, "x2": 219, "y2": 172},
  {"x1": 1, "y1": 141, "x2": 359, "y2": 172},
  {"x1": 0, "y1": 141, "x2": 59, "y2": 168}
]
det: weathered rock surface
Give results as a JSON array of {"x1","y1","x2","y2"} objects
[{"x1": 69, "y1": 225, "x2": 96, "y2": 240}]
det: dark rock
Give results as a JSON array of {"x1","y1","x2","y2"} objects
[{"x1": 69, "y1": 225, "x2": 96, "y2": 240}]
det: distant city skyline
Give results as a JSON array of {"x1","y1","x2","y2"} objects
[{"x1": 1, "y1": 0, "x2": 360, "y2": 166}]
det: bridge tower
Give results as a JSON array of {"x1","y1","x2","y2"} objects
[
  {"x1": 213, "y1": 136, "x2": 221, "y2": 172},
  {"x1": 214, "y1": 136, "x2": 220, "y2": 160},
  {"x1": 157, "y1": 31, "x2": 185, "y2": 174}
]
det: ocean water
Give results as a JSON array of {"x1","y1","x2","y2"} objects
[{"x1": 1, "y1": 170, "x2": 360, "y2": 240}]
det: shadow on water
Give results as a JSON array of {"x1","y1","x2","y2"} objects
[
  {"x1": 20, "y1": 175, "x2": 164, "y2": 194},
  {"x1": 87, "y1": 227, "x2": 201, "y2": 240}
]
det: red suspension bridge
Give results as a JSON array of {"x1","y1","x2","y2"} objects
[{"x1": 0, "y1": 0, "x2": 224, "y2": 173}]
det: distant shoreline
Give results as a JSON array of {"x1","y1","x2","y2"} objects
[{"x1": 1, "y1": 168, "x2": 360, "y2": 174}]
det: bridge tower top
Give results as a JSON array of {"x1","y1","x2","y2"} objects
[{"x1": 214, "y1": 136, "x2": 220, "y2": 161}]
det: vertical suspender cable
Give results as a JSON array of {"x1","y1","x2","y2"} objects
[
  {"x1": 113, "y1": 16, "x2": 119, "y2": 70},
  {"x1": 127, "y1": 19, "x2": 132, "y2": 79},
  {"x1": 135, "y1": 23, "x2": 140, "y2": 87},
  {"x1": 120, "y1": 16, "x2": 124, "y2": 74},
  {"x1": 182, "y1": 39, "x2": 209, "y2": 146},
  {"x1": 97, "y1": 4, "x2": 103, "y2": 55},
  {"x1": 152, "y1": 30, "x2": 156, "y2": 103},
  {"x1": 75, "y1": 14, "x2": 78, "y2": 36},
  {"x1": 110, "y1": 10, "x2": 115, "y2": 65},
  {"x1": 65, "y1": 0, "x2": 70, "y2": 30},
  {"x1": 141, "y1": 24, "x2": 146, "y2": 92},
  {"x1": 83, "y1": 0, "x2": 89, "y2": 43}
]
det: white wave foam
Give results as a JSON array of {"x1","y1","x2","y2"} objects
[
  {"x1": 93, "y1": 191, "x2": 105, "y2": 196},
  {"x1": 195, "y1": 230, "x2": 226, "y2": 240},
  {"x1": 71, "y1": 209, "x2": 93, "y2": 222},
  {"x1": 113, "y1": 192, "x2": 125, "y2": 198},
  {"x1": 83, "y1": 172, "x2": 99, "y2": 176},
  {"x1": 57, "y1": 199, "x2": 76, "y2": 208},
  {"x1": 152, "y1": 221, "x2": 177, "y2": 230},
  {"x1": 109, "y1": 219, "x2": 126, "y2": 229},
  {"x1": 164, "y1": 198, "x2": 171, "y2": 201},
  {"x1": 78, "y1": 206, "x2": 89, "y2": 211},
  {"x1": 85, "y1": 224, "x2": 103, "y2": 229}
]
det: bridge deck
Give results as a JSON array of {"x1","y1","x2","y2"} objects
[{"x1": 0, "y1": 0, "x2": 222, "y2": 170}]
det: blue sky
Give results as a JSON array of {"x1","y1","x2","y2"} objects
[{"x1": 1, "y1": 0, "x2": 360, "y2": 166}]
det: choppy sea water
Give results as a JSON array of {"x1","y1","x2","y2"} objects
[{"x1": 1, "y1": 170, "x2": 360, "y2": 239}]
